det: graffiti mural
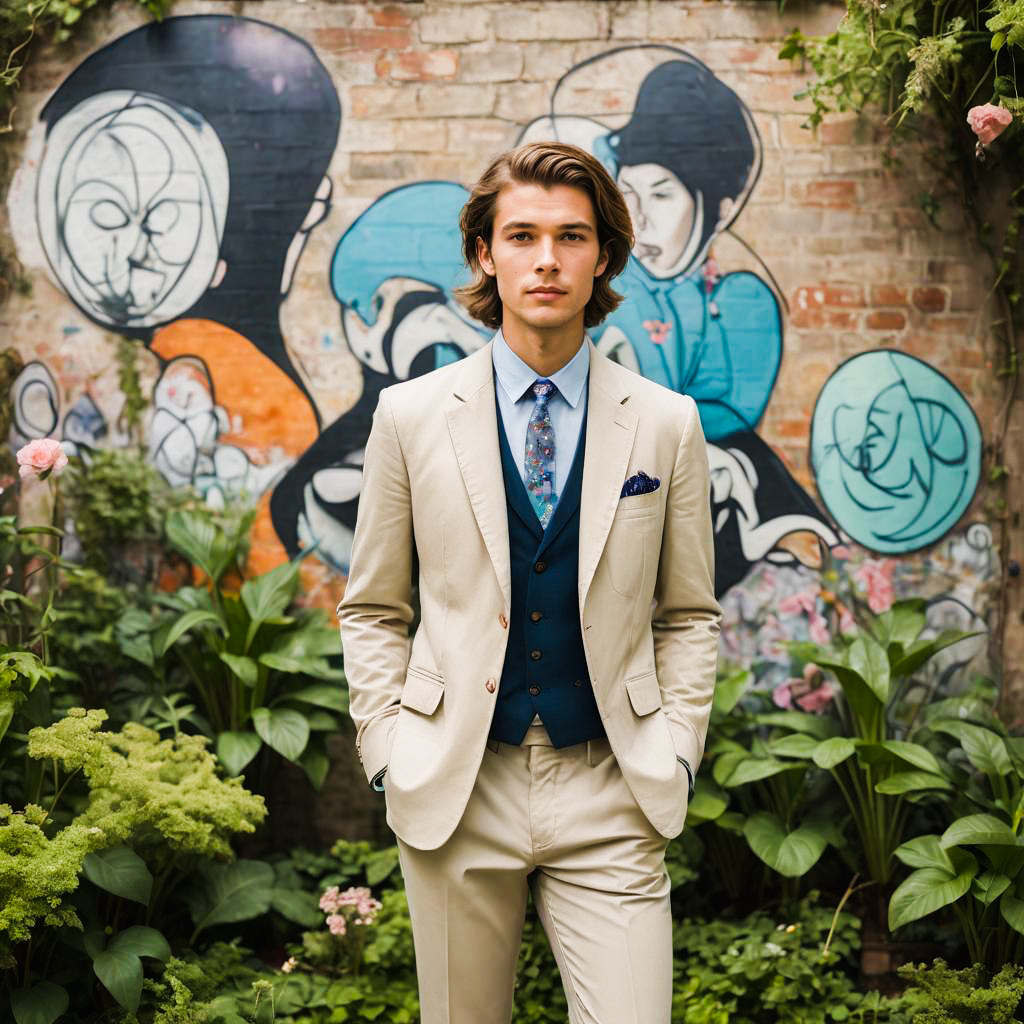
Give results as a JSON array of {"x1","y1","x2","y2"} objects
[
  {"x1": 10, "y1": 14, "x2": 340, "y2": 570},
  {"x1": 810, "y1": 350, "x2": 983, "y2": 554}
]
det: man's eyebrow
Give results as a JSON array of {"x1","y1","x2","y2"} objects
[{"x1": 499, "y1": 221, "x2": 595, "y2": 232}]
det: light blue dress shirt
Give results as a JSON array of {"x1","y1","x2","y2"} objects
[{"x1": 491, "y1": 329, "x2": 589, "y2": 496}]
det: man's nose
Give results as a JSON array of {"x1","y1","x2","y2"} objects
[{"x1": 534, "y1": 237, "x2": 559, "y2": 273}]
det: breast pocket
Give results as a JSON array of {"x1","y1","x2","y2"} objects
[{"x1": 606, "y1": 502, "x2": 660, "y2": 598}]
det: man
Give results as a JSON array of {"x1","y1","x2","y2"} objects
[{"x1": 338, "y1": 141, "x2": 721, "y2": 1024}]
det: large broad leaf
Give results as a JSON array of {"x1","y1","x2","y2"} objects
[
  {"x1": 879, "y1": 740, "x2": 944, "y2": 776},
  {"x1": 241, "y1": 560, "x2": 300, "y2": 627},
  {"x1": 876, "y1": 771, "x2": 952, "y2": 795},
  {"x1": 259, "y1": 652, "x2": 346, "y2": 682},
  {"x1": 251, "y1": 707, "x2": 309, "y2": 762},
  {"x1": 959, "y1": 724, "x2": 1012, "y2": 777},
  {"x1": 972, "y1": 871, "x2": 1012, "y2": 906},
  {"x1": 166, "y1": 510, "x2": 234, "y2": 582},
  {"x1": 720, "y1": 757, "x2": 804, "y2": 788},
  {"x1": 216, "y1": 731, "x2": 263, "y2": 777},
  {"x1": 109, "y1": 926, "x2": 171, "y2": 962},
  {"x1": 272, "y1": 620, "x2": 343, "y2": 659},
  {"x1": 366, "y1": 846, "x2": 402, "y2": 886},
  {"x1": 890, "y1": 630, "x2": 980, "y2": 679},
  {"x1": 743, "y1": 811, "x2": 830, "y2": 877},
  {"x1": 686, "y1": 781, "x2": 729, "y2": 825},
  {"x1": 270, "y1": 887, "x2": 323, "y2": 928},
  {"x1": 188, "y1": 860, "x2": 274, "y2": 937},
  {"x1": 848, "y1": 634, "x2": 891, "y2": 705},
  {"x1": 712, "y1": 670, "x2": 750, "y2": 716},
  {"x1": 0, "y1": 695, "x2": 17, "y2": 745},
  {"x1": 115, "y1": 609, "x2": 155, "y2": 669},
  {"x1": 158, "y1": 610, "x2": 223, "y2": 656},
  {"x1": 93, "y1": 948, "x2": 144, "y2": 1012},
  {"x1": 889, "y1": 855, "x2": 978, "y2": 930},
  {"x1": 895, "y1": 834, "x2": 952, "y2": 872},
  {"x1": 767, "y1": 733, "x2": 820, "y2": 759},
  {"x1": 219, "y1": 653, "x2": 259, "y2": 689},
  {"x1": 813, "y1": 737, "x2": 857, "y2": 770},
  {"x1": 277, "y1": 683, "x2": 347, "y2": 713},
  {"x1": 941, "y1": 814, "x2": 1021, "y2": 849},
  {"x1": 812, "y1": 656, "x2": 882, "y2": 727},
  {"x1": 754, "y1": 711, "x2": 838, "y2": 739},
  {"x1": 10, "y1": 982, "x2": 69, "y2": 1024},
  {"x1": 298, "y1": 734, "x2": 330, "y2": 791},
  {"x1": 1001, "y1": 893, "x2": 1024, "y2": 935},
  {"x1": 82, "y1": 846, "x2": 153, "y2": 905},
  {"x1": 874, "y1": 600, "x2": 927, "y2": 652}
]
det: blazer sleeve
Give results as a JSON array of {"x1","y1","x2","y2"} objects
[
  {"x1": 337, "y1": 387, "x2": 415, "y2": 785},
  {"x1": 651, "y1": 395, "x2": 722, "y2": 772}
]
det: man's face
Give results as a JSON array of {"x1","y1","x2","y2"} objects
[{"x1": 477, "y1": 182, "x2": 608, "y2": 336}]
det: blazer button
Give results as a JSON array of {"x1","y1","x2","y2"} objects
[
  {"x1": 498, "y1": 613, "x2": 508, "y2": 629},
  {"x1": 529, "y1": 685, "x2": 540, "y2": 696},
  {"x1": 530, "y1": 649, "x2": 542, "y2": 661},
  {"x1": 534, "y1": 560, "x2": 547, "y2": 573},
  {"x1": 485, "y1": 678, "x2": 497, "y2": 693},
  {"x1": 530, "y1": 610, "x2": 543, "y2": 622}
]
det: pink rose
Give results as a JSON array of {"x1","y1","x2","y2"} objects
[
  {"x1": 967, "y1": 104, "x2": 1012, "y2": 145},
  {"x1": 16, "y1": 438, "x2": 68, "y2": 480},
  {"x1": 774, "y1": 663, "x2": 835, "y2": 714}
]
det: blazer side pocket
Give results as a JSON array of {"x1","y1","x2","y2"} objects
[
  {"x1": 401, "y1": 666, "x2": 445, "y2": 716},
  {"x1": 625, "y1": 671, "x2": 662, "y2": 717}
]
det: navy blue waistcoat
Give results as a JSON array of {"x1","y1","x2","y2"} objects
[{"x1": 489, "y1": 401, "x2": 605, "y2": 747}]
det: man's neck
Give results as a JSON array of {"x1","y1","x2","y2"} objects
[{"x1": 501, "y1": 317, "x2": 585, "y2": 378}]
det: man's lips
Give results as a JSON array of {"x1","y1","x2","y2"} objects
[{"x1": 527, "y1": 287, "x2": 566, "y2": 297}]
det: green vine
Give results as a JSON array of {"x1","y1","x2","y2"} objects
[
  {"x1": 781, "y1": 0, "x2": 1024, "y2": 677},
  {"x1": 115, "y1": 336, "x2": 146, "y2": 443},
  {"x1": 0, "y1": 0, "x2": 171, "y2": 133}
]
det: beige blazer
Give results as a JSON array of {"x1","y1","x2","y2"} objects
[{"x1": 338, "y1": 340, "x2": 721, "y2": 851}]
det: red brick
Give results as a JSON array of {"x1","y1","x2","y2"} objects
[
  {"x1": 954, "y1": 346, "x2": 985, "y2": 368},
  {"x1": 373, "y1": 6, "x2": 413, "y2": 28},
  {"x1": 313, "y1": 27, "x2": 410, "y2": 52},
  {"x1": 826, "y1": 310, "x2": 860, "y2": 329},
  {"x1": 376, "y1": 49, "x2": 458, "y2": 80},
  {"x1": 926, "y1": 315, "x2": 973, "y2": 334},
  {"x1": 824, "y1": 284, "x2": 865, "y2": 307},
  {"x1": 871, "y1": 285, "x2": 909, "y2": 306},
  {"x1": 912, "y1": 286, "x2": 947, "y2": 312},
  {"x1": 866, "y1": 311, "x2": 907, "y2": 331},
  {"x1": 804, "y1": 180, "x2": 858, "y2": 207}
]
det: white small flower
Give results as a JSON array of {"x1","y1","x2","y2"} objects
[{"x1": 763, "y1": 942, "x2": 785, "y2": 957}]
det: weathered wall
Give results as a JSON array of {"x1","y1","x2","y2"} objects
[{"x1": 0, "y1": 0, "x2": 1003, "y2": 740}]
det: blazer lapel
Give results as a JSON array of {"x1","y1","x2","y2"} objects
[
  {"x1": 579, "y1": 342, "x2": 638, "y2": 603},
  {"x1": 446, "y1": 344, "x2": 512, "y2": 609}
]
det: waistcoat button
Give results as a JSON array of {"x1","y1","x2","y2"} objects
[
  {"x1": 534, "y1": 560, "x2": 547, "y2": 573},
  {"x1": 530, "y1": 649, "x2": 542, "y2": 661},
  {"x1": 529, "y1": 685, "x2": 540, "y2": 696},
  {"x1": 530, "y1": 610, "x2": 543, "y2": 622}
]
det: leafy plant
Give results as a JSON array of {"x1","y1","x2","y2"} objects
[
  {"x1": 120, "y1": 509, "x2": 346, "y2": 791},
  {"x1": 895, "y1": 959, "x2": 1024, "y2": 1024}
]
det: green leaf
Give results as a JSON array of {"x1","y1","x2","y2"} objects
[
  {"x1": 241, "y1": 560, "x2": 299, "y2": 626},
  {"x1": 252, "y1": 707, "x2": 309, "y2": 762},
  {"x1": 109, "y1": 926, "x2": 171, "y2": 962},
  {"x1": 216, "y1": 731, "x2": 262, "y2": 776},
  {"x1": 876, "y1": 771, "x2": 952, "y2": 795},
  {"x1": 366, "y1": 845, "x2": 402, "y2": 886},
  {"x1": 686, "y1": 781, "x2": 729, "y2": 824},
  {"x1": 93, "y1": 948, "x2": 144, "y2": 1012},
  {"x1": 188, "y1": 860, "x2": 274, "y2": 938},
  {"x1": 813, "y1": 656, "x2": 882, "y2": 725},
  {"x1": 270, "y1": 888, "x2": 322, "y2": 928},
  {"x1": 713, "y1": 670, "x2": 750, "y2": 715},
  {"x1": 889, "y1": 860, "x2": 977, "y2": 931},
  {"x1": 880, "y1": 740, "x2": 943, "y2": 776},
  {"x1": 813, "y1": 737, "x2": 857, "y2": 769},
  {"x1": 158, "y1": 610, "x2": 223, "y2": 656},
  {"x1": 895, "y1": 835, "x2": 952, "y2": 872},
  {"x1": 874, "y1": 600, "x2": 926, "y2": 651},
  {"x1": 942, "y1": 814, "x2": 1021, "y2": 849},
  {"x1": 849, "y1": 635, "x2": 890, "y2": 704},
  {"x1": 277, "y1": 682, "x2": 347, "y2": 712},
  {"x1": 10, "y1": 982, "x2": 69, "y2": 1024},
  {"x1": 0, "y1": 696, "x2": 16, "y2": 744},
  {"x1": 219, "y1": 653, "x2": 259, "y2": 688},
  {"x1": 972, "y1": 871, "x2": 1011, "y2": 906},
  {"x1": 743, "y1": 811, "x2": 830, "y2": 877},
  {"x1": 82, "y1": 846, "x2": 153, "y2": 905},
  {"x1": 298, "y1": 733, "x2": 330, "y2": 791},
  {"x1": 166, "y1": 510, "x2": 234, "y2": 582},
  {"x1": 1001, "y1": 893, "x2": 1024, "y2": 934},
  {"x1": 960, "y1": 724, "x2": 1012, "y2": 777},
  {"x1": 993, "y1": 30, "x2": 1006, "y2": 50},
  {"x1": 890, "y1": 630, "x2": 978, "y2": 679},
  {"x1": 259, "y1": 652, "x2": 346, "y2": 681},
  {"x1": 720, "y1": 757, "x2": 804, "y2": 787},
  {"x1": 767, "y1": 733, "x2": 819, "y2": 759},
  {"x1": 754, "y1": 711, "x2": 838, "y2": 739},
  {"x1": 715, "y1": 810, "x2": 747, "y2": 833}
]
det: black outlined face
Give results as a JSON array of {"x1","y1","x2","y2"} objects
[{"x1": 37, "y1": 90, "x2": 229, "y2": 328}]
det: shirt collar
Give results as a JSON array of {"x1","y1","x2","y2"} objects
[{"x1": 491, "y1": 329, "x2": 590, "y2": 409}]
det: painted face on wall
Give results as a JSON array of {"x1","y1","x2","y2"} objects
[
  {"x1": 616, "y1": 163, "x2": 699, "y2": 279},
  {"x1": 36, "y1": 90, "x2": 229, "y2": 329}
]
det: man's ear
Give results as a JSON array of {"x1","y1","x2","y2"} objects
[
  {"x1": 594, "y1": 244, "x2": 610, "y2": 279},
  {"x1": 476, "y1": 235, "x2": 496, "y2": 277}
]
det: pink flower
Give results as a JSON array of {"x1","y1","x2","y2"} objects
[
  {"x1": 853, "y1": 558, "x2": 894, "y2": 614},
  {"x1": 967, "y1": 104, "x2": 1012, "y2": 145},
  {"x1": 774, "y1": 663, "x2": 834, "y2": 714},
  {"x1": 16, "y1": 439, "x2": 68, "y2": 480},
  {"x1": 281, "y1": 956, "x2": 298, "y2": 973},
  {"x1": 326, "y1": 913, "x2": 347, "y2": 936},
  {"x1": 807, "y1": 611, "x2": 830, "y2": 646}
]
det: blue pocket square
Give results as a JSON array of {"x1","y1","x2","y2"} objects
[{"x1": 620, "y1": 471, "x2": 661, "y2": 498}]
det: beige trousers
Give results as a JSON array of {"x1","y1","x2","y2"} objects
[{"x1": 395, "y1": 723, "x2": 673, "y2": 1024}]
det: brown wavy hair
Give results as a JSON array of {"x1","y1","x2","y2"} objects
[{"x1": 456, "y1": 142, "x2": 634, "y2": 329}]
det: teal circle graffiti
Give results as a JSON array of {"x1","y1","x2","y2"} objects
[{"x1": 810, "y1": 350, "x2": 981, "y2": 554}]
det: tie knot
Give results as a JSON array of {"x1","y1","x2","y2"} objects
[{"x1": 532, "y1": 379, "x2": 555, "y2": 402}]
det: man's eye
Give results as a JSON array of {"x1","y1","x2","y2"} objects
[
  {"x1": 563, "y1": 232, "x2": 584, "y2": 241},
  {"x1": 510, "y1": 232, "x2": 531, "y2": 242}
]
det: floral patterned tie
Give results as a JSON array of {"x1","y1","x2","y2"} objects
[{"x1": 525, "y1": 378, "x2": 558, "y2": 528}]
